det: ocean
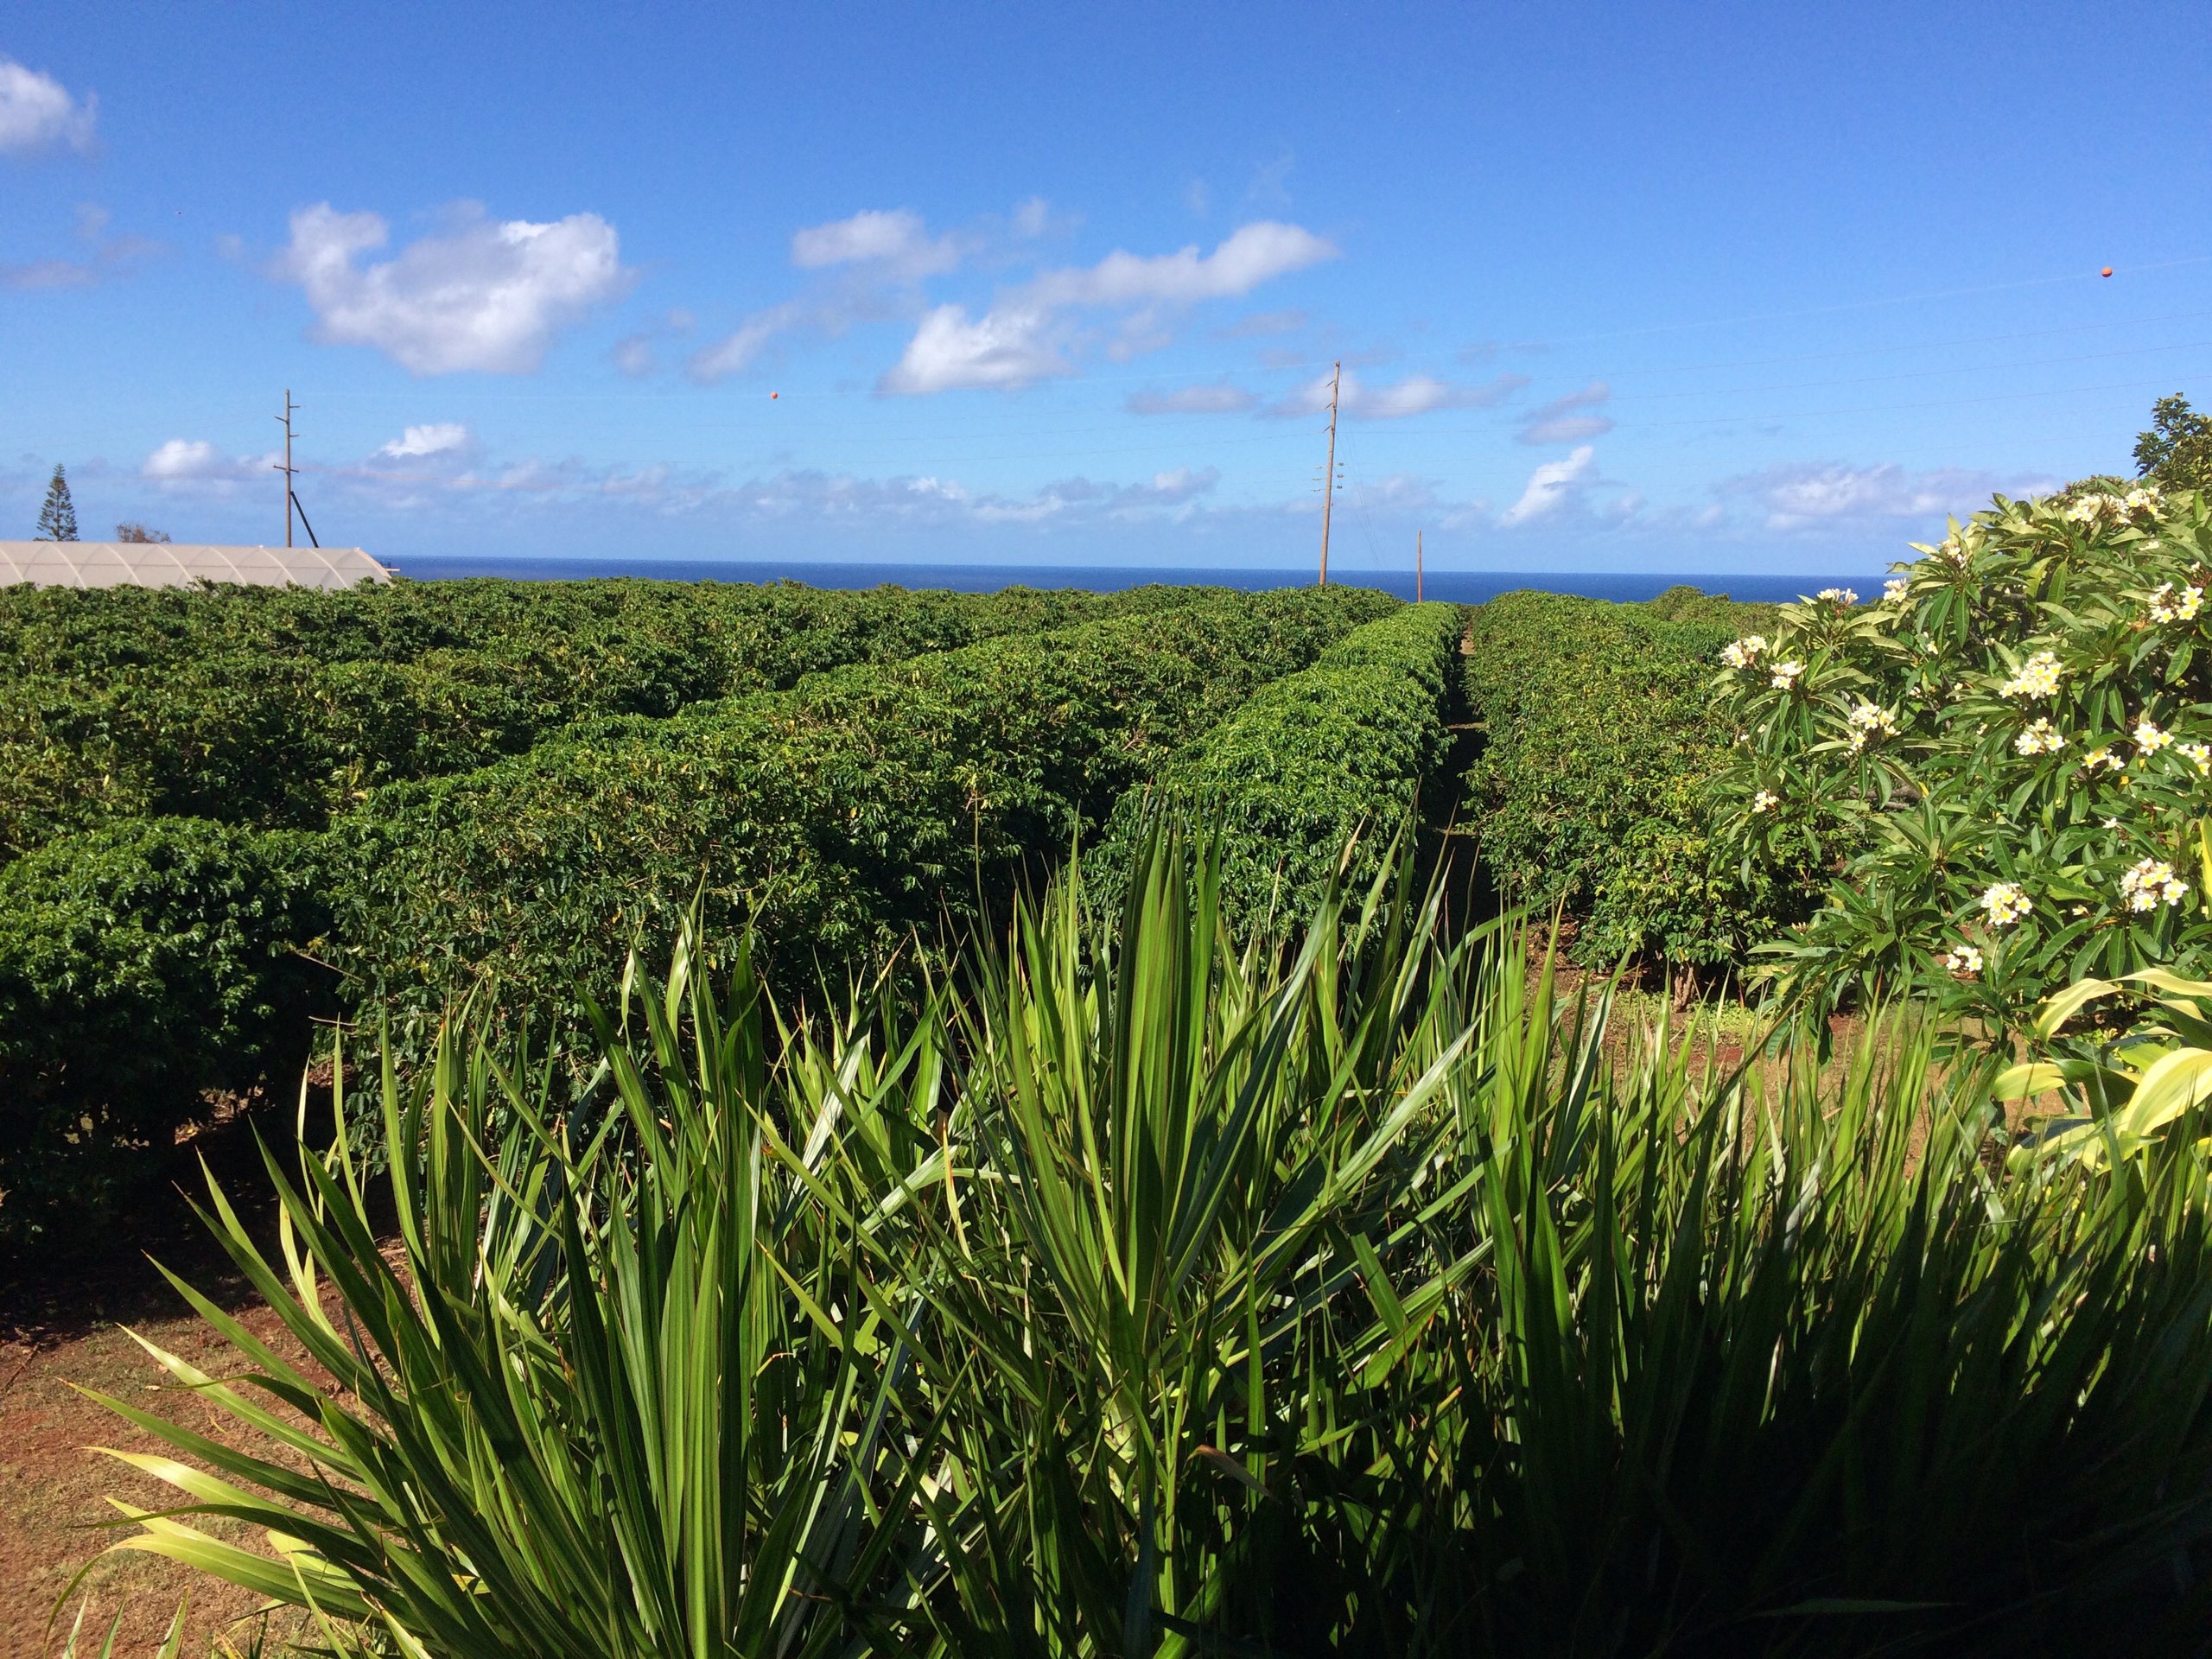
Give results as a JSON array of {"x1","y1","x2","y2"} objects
[{"x1": 384, "y1": 556, "x2": 1882, "y2": 607}]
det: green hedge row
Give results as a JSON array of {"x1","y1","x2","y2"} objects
[
  {"x1": 0, "y1": 578, "x2": 1205, "y2": 863},
  {"x1": 1096, "y1": 601, "x2": 1465, "y2": 921},
  {"x1": 0, "y1": 817, "x2": 333, "y2": 1238},
  {"x1": 0, "y1": 583, "x2": 1400, "y2": 1244},
  {"x1": 1460, "y1": 586, "x2": 1811, "y2": 972},
  {"x1": 327, "y1": 584, "x2": 1397, "y2": 1033}
]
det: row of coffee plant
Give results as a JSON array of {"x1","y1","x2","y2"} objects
[
  {"x1": 0, "y1": 583, "x2": 1395, "y2": 1243},
  {"x1": 1713, "y1": 485, "x2": 2212, "y2": 1027},
  {"x1": 0, "y1": 576, "x2": 1198, "y2": 862},
  {"x1": 1096, "y1": 599, "x2": 1465, "y2": 920},
  {"x1": 327, "y1": 585, "x2": 1393, "y2": 1029},
  {"x1": 1460, "y1": 584, "x2": 1819, "y2": 980},
  {"x1": 77, "y1": 832, "x2": 2212, "y2": 1655}
]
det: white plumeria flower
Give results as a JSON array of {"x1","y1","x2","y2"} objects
[
  {"x1": 2120, "y1": 858, "x2": 2190, "y2": 911},
  {"x1": 2135, "y1": 718, "x2": 2173, "y2": 758},
  {"x1": 2014, "y1": 717, "x2": 2065, "y2": 756},
  {"x1": 1999, "y1": 651, "x2": 2062, "y2": 700},
  {"x1": 1942, "y1": 943, "x2": 1984, "y2": 975},
  {"x1": 1770, "y1": 660, "x2": 1805, "y2": 691},
  {"x1": 2123, "y1": 486, "x2": 2162, "y2": 513},
  {"x1": 2082, "y1": 745, "x2": 2124, "y2": 772},
  {"x1": 1980, "y1": 882, "x2": 2031, "y2": 926},
  {"x1": 2183, "y1": 741, "x2": 2212, "y2": 775},
  {"x1": 1883, "y1": 577, "x2": 1910, "y2": 603},
  {"x1": 1815, "y1": 586, "x2": 1859, "y2": 605},
  {"x1": 1720, "y1": 634, "x2": 1768, "y2": 670},
  {"x1": 2148, "y1": 582, "x2": 2204, "y2": 624},
  {"x1": 1751, "y1": 789, "x2": 1780, "y2": 814},
  {"x1": 2066, "y1": 493, "x2": 2127, "y2": 525}
]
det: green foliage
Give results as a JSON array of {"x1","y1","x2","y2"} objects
[
  {"x1": 0, "y1": 817, "x2": 332, "y2": 1243},
  {"x1": 1461, "y1": 586, "x2": 1814, "y2": 973},
  {"x1": 327, "y1": 586, "x2": 1394, "y2": 1042},
  {"x1": 1994, "y1": 966, "x2": 2212, "y2": 1172},
  {"x1": 2136, "y1": 391, "x2": 2212, "y2": 493},
  {"x1": 84, "y1": 830, "x2": 2212, "y2": 1655},
  {"x1": 1099, "y1": 600, "x2": 1465, "y2": 921},
  {"x1": 1712, "y1": 486, "x2": 2212, "y2": 1026},
  {"x1": 0, "y1": 576, "x2": 1206, "y2": 863},
  {"x1": 35, "y1": 462, "x2": 77, "y2": 542}
]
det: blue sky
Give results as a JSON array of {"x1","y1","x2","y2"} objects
[{"x1": 3, "y1": 1, "x2": 2209, "y2": 575}]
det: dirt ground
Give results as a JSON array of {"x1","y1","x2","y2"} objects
[{"x1": 0, "y1": 1102, "x2": 323, "y2": 1658}]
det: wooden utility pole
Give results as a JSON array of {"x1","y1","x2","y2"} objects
[
  {"x1": 1416, "y1": 530, "x2": 1424, "y2": 603},
  {"x1": 1318, "y1": 360, "x2": 1341, "y2": 586},
  {"x1": 273, "y1": 391, "x2": 300, "y2": 547}
]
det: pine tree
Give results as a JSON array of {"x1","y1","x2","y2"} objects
[{"x1": 35, "y1": 465, "x2": 79, "y2": 542}]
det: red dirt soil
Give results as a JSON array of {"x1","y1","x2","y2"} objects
[{"x1": 1, "y1": 1100, "x2": 327, "y2": 1657}]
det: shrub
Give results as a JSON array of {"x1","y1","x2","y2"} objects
[
  {"x1": 326, "y1": 586, "x2": 1395, "y2": 1039},
  {"x1": 1460, "y1": 586, "x2": 1811, "y2": 976},
  {"x1": 1712, "y1": 486, "x2": 2212, "y2": 1025},
  {"x1": 1096, "y1": 601, "x2": 1465, "y2": 920},
  {"x1": 0, "y1": 817, "x2": 333, "y2": 1244},
  {"x1": 0, "y1": 578, "x2": 1209, "y2": 861}
]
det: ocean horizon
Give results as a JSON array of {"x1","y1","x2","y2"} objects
[{"x1": 385, "y1": 556, "x2": 1884, "y2": 607}]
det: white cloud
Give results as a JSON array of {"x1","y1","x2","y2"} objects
[
  {"x1": 1500, "y1": 446, "x2": 1597, "y2": 527},
  {"x1": 879, "y1": 303, "x2": 1070, "y2": 395},
  {"x1": 692, "y1": 464, "x2": 1223, "y2": 529},
  {"x1": 875, "y1": 221, "x2": 1338, "y2": 394},
  {"x1": 1348, "y1": 473, "x2": 1440, "y2": 512},
  {"x1": 273, "y1": 201, "x2": 632, "y2": 374},
  {"x1": 378, "y1": 423, "x2": 471, "y2": 459},
  {"x1": 1025, "y1": 221, "x2": 1336, "y2": 308},
  {"x1": 689, "y1": 300, "x2": 810, "y2": 383},
  {"x1": 1520, "y1": 381, "x2": 1614, "y2": 444},
  {"x1": 142, "y1": 438, "x2": 275, "y2": 493},
  {"x1": 2, "y1": 203, "x2": 162, "y2": 290},
  {"x1": 693, "y1": 211, "x2": 972, "y2": 385},
  {"x1": 1128, "y1": 382, "x2": 1257, "y2": 416},
  {"x1": 791, "y1": 208, "x2": 961, "y2": 278},
  {"x1": 1359, "y1": 374, "x2": 1484, "y2": 421},
  {"x1": 1012, "y1": 196, "x2": 1052, "y2": 238},
  {"x1": 2, "y1": 257, "x2": 97, "y2": 291},
  {"x1": 0, "y1": 58, "x2": 95, "y2": 156},
  {"x1": 612, "y1": 334, "x2": 656, "y2": 378},
  {"x1": 1218, "y1": 308, "x2": 1306, "y2": 338},
  {"x1": 143, "y1": 439, "x2": 224, "y2": 480},
  {"x1": 1721, "y1": 461, "x2": 2050, "y2": 531},
  {"x1": 1270, "y1": 368, "x2": 1526, "y2": 421}
]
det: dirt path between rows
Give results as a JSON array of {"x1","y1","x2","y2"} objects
[{"x1": 0, "y1": 1103, "x2": 322, "y2": 1657}]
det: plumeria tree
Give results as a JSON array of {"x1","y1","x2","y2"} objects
[{"x1": 1713, "y1": 483, "x2": 2212, "y2": 1030}]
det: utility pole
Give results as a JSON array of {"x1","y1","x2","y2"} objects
[
  {"x1": 1318, "y1": 360, "x2": 1341, "y2": 587},
  {"x1": 273, "y1": 391, "x2": 300, "y2": 548},
  {"x1": 1416, "y1": 529, "x2": 1424, "y2": 603}
]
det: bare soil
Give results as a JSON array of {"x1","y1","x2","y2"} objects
[{"x1": 0, "y1": 1096, "x2": 326, "y2": 1657}]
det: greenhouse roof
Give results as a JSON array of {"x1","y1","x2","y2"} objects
[{"x1": 0, "y1": 541, "x2": 391, "y2": 590}]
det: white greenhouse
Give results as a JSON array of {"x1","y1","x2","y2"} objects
[{"x1": 0, "y1": 541, "x2": 390, "y2": 590}]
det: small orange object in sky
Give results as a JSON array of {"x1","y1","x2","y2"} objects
[
  {"x1": 771, "y1": 391, "x2": 779, "y2": 398},
  {"x1": 2101, "y1": 266, "x2": 2113, "y2": 277}
]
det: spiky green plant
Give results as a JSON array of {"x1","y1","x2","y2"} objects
[
  {"x1": 73, "y1": 934, "x2": 931, "y2": 1656},
  {"x1": 73, "y1": 823, "x2": 2212, "y2": 1656}
]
